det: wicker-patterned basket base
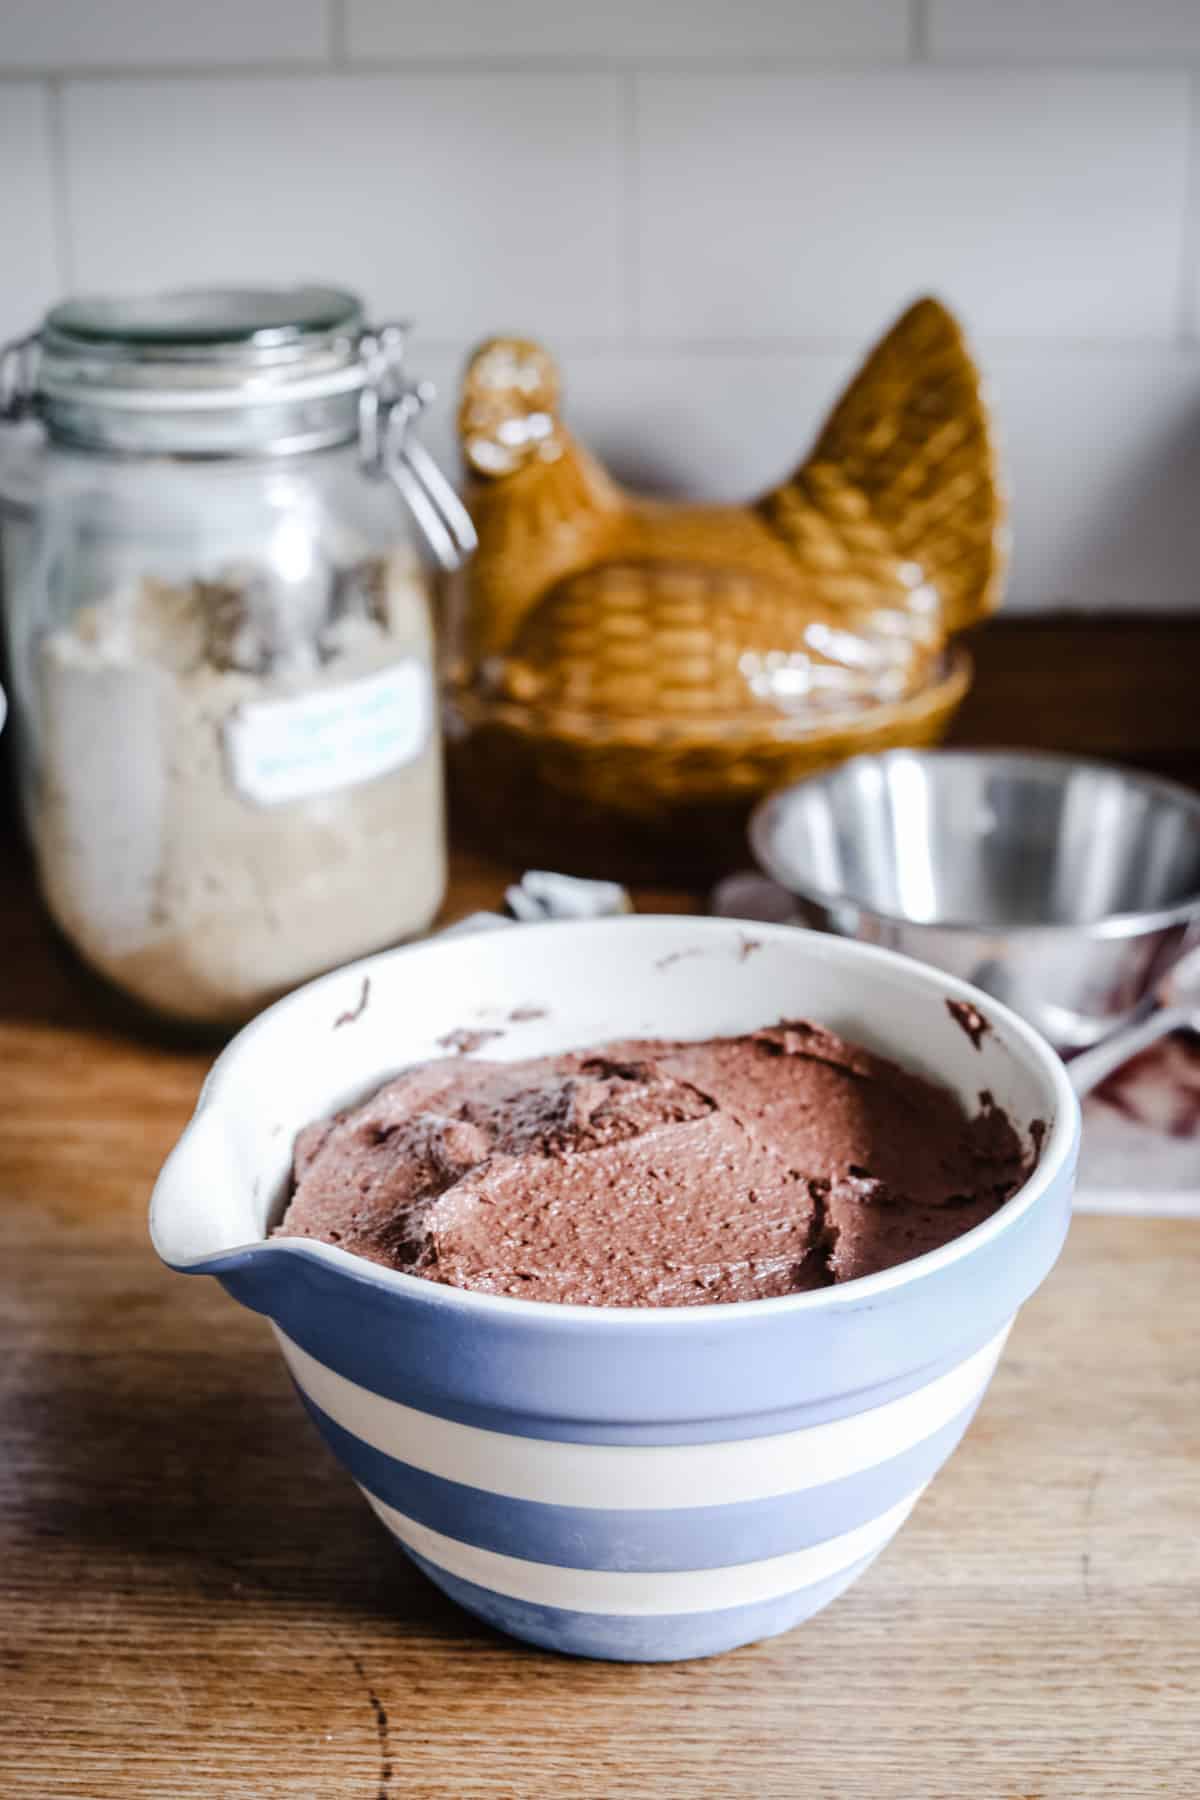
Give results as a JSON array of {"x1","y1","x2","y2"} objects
[{"x1": 447, "y1": 651, "x2": 970, "y2": 883}]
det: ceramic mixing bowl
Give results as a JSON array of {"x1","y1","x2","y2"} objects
[{"x1": 151, "y1": 917, "x2": 1079, "y2": 1662}]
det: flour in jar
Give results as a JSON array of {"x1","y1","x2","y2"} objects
[{"x1": 34, "y1": 551, "x2": 445, "y2": 1024}]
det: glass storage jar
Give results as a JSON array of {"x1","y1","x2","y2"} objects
[{"x1": 0, "y1": 286, "x2": 475, "y2": 1028}]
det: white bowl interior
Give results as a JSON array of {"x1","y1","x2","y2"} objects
[{"x1": 153, "y1": 917, "x2": 1070, "y2": 1271}]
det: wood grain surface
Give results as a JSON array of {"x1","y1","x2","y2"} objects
[
  {"x1": 1, "y1": 833, "x2": 1198, "y2": 1798},
  {"x1": 948, "y1": 615, "x2": 1200, "y2": 782}
]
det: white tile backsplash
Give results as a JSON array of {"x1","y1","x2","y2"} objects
[
  {"x1": 0, "y1": 85, "x2": 60, "y2": 343},
  {"x1": 61, "y1": 75, "x2": 625, "y2": 341},
  {"x1": 347, "y1": 0, "x2": 910, "y2": 62},
  {"x1": 989, "y1": 349, "x2": 1200, "y2": 613},
  {"x1": 0, "y1": 1, "x2": 1196, "y2": 611},
  {"x1": 929, "y1": 1, "x2": 1200, "y2": 63},
  {"x1": 636, "y1": 71, "x2": 1190, "y2": 343},
  {"x1": 0, "y1": 0, "x2": 330, "y2": 69}
]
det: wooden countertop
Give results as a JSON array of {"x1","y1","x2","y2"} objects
[{"x1": 2, "y1": 830, "x2": 1198, "y2": 1798}]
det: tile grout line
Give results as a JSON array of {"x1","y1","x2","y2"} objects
[
  {"x1": 327, "y1": 0, "x2": 348, "y2": 70},
  {"x1": 43, "y1": 76, "x2": 74, "y2": 298},
  {"x1": 0, "y1": 56, "x2": 1198, "y2": 81},
  {"x1": 622, "y1": 71, "x2": 640, "y2": 346},
  {"x1": 0, "y1": 55, "x2": 925, "y2": 83},
  {"x1": 1176, "y1": 72, "x2": 1199, "y2": 345},
  {"x1": 410, "y1": 334, "x2": 1197, "y2": 360},
  {"x1": 909, "y1": 0, "x2": 929, "y2": 63},
  {"x1": 0, "y1": 60, "x2": 334, "y2": 83}
]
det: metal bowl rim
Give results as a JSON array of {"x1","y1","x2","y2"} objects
[{"x1": 749, "y1": 747, "x2": 1200, "y2": 941}]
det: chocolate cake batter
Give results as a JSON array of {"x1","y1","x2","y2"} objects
[{"x1": 277, "y1": 1022, "x2": 1034, "y2": 1306}]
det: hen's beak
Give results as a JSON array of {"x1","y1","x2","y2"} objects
[{"x1": 462, "y1": 409, "x2": 564, "y2": 477}]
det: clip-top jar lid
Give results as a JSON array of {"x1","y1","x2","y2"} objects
[
  {"x1": 35, "y1": 285, "x2": 372, "y2": 407},
  {"x1": 43, "y1": 285, "x2": 365, "y2": 362}
]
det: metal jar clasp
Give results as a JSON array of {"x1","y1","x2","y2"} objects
[
  {"x1": 358, "y1": 325, "x2": 477, "y2": 573},
  {"x1": 0, "y1": 334, "x2": 39, "y2": 422}
]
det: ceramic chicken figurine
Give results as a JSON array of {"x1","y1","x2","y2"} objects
[{"x1": 445, "y1": 297, "x2": 1005, "y2": 880}]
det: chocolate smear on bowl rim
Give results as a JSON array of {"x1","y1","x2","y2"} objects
[
  {"x1": 947, "y1": 998, "x2": 992, "y2": 1051},
  {"x1": 436, "y1": 1025, "x2": 505, "y2": 1056},
  {"x1": 333, "y1": 977, "x2": 371, "y2": 1030}
]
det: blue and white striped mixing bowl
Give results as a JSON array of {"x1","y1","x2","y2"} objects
[{"x1": 151, "y1": 917, "x2": 1079, "y2": 1661}]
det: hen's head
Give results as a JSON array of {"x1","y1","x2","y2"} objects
[{"x1": 459, "y1": 337, "x2": 566, "y2": 479}]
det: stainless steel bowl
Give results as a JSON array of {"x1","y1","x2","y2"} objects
[{"x1": 750, "y1": 750, "x2": 1200, "y2": 1050}]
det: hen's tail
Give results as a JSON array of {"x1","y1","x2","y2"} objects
[{"x1": 760, "y1": 297, "x2": 1006, "y2": 634}]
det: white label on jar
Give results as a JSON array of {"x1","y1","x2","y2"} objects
[{"x1": 225, "y1": 660, "x2": 431, "y2": 807}]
